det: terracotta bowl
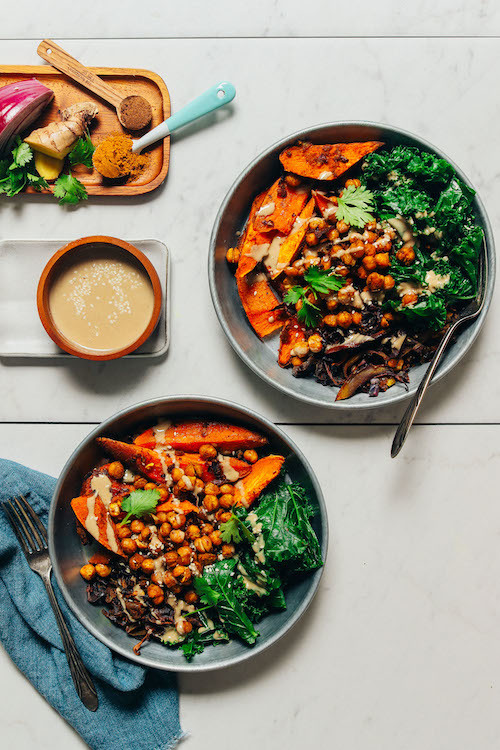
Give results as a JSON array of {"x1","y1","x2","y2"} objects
[{"x1": 37, "y1": 236, "x2": 163, "y2": 361}]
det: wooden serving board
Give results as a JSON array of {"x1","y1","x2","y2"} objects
[{"x1": 0, "y1": 65, "x2": 171, "y2": 196}]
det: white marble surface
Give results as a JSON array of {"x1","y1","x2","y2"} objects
[
  {"x1": 0, "y1": 38, "x2": 498, "y2": 424},
  {"x1": 2, "y1": 423, "x2": 500, "y2": 750},
  {"x1": 1, "y1": 18, "x2": 500, "y2": 750}
]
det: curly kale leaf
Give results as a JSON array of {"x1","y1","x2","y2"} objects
[
  {"x1": 386, "y1": 293, "x2": 448, "y2": 330},
  {"x1": 363, "y1": 145, "x2": 454, "y2": 186}
]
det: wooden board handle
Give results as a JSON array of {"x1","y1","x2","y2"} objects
[{"x1": 37, "y1": 40, "x2": 123, "y2": 109}]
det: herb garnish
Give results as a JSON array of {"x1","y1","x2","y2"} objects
[
  {"x1": 119, "y1": 489, "x2": 160, "y2": 525},
  {"x1": 68, "y1": 132, "x2": 95, "y2": 168},
  {"x1": 335, "y1": 184, "x2": 375, "y2": 228},
  {"x1": 0, "y1": 137, "x2": 48, "y2": 196},
  {"x1": 284, "y1": 266, "x2": 343, "y2": 327},
  {"x1": 220, "y1": 513, "x2": 254, "y2": 544},
  {"x1": 53, "y1": 173, "x2": 89, "y2": 205}
]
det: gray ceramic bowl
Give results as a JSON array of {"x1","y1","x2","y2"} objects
[
  {"x1": 49, "y1": 396, "x2": 327, "y2": 672},
  {"x1": 209, "y1": 122, "x2": 496, "y2": 410}
]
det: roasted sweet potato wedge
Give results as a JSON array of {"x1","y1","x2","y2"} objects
[
  {"x1": 156, "y1": 499, "x2": 199, "y2": 515},
  {"x1": 235, "y1": 455, "x2": 285, "y2": 507},
  {"x1": 236, "y1": 190, "x2": 275, "y2": 277},
  {"x1": 97, "y1": 438, "x2": 166, "y2": 483},
  {"x1": 135, "y1": 422, "x2": 268, "y2": 452},
  {"x1": 279, "y1": 141, "x2": 383, "y2": 180},
  {"x1": 278, "y1": 318, "x2": 307, "y2": 366},
  {"x1": 80, "y1": 463, "x2": 132, "y2": 499},
  {"x1": 236, "y1": 272, "x2": 286, "y2": 338},
  {"x1": 178, "y1": 453, "x2": 252, "y2": 481},
  {"x1": 71, "y1": 495, "x2": 125, "y2": 556},
  {"x1": 253, "y1": 178, "x2": 310, "y2": 235},
  {"x1": 272, "y1": 197, "x2": 315, "y2": 278}
]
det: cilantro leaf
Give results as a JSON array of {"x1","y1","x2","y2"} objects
[
  {"x1": 336, "y1": 184, "x2": 375, "y2": 228},
  {"x1": 283, "y1": 286, "x2": 307, "y2": 306},
  {"x1": 53, "y1": 173, "x2": 88, "y2": 205},
  {"x1": 220, "y1": 513, "x2": 254, "y2": 545},
  {"x1": 69, "y1": 133, "x2": 95, "y2": 168},
  {"x1": 297, "y1": 297, "x2": 321, "y2": 328},
  {"x1": 120, "y1": 489, "x2": 160, "y2": 525},
  {"x1": 11, "y1": 138, "x2": 33, "y2": 168},
  {"x1": 304, "y1": 266, "x2": 344, "y2": 294}
]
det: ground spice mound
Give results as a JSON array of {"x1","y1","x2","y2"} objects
[
  {"x1": 119, "y1": 95, "x2": 152, "y2": 130},
  {"x1": 92, "y1": 134, "x2": 148, "y2": 180}
]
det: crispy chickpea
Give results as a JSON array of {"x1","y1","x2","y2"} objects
[
  {"x1": 95, "y1": 563, "x2": 111, "y2": 578},
  {"x1": 209, "y1": 530, "x2": 222, "y2": 547},
  {"x1": 176, "y1": 477, "x2": 193, "y2": 493},
  {"x1": 220, "y1": 483, "x2": 235, "y2": 495},
  {"x1": 194, "y1": 478, "x2": 205, "y2": 493},
  {"x1": 243, "y1": 449, "x2": 258, "y2": 464},
  {"x1": 184, "y1": 463, "x2": 196, "y2": 477},
  {"x1": 226, "y1": 246, "x2": 240, "y2": 264},
  {"x1": 305, "y1": 232, "x2": 318, "y2": 247},
  {"x1": 384, "y1": 275, "x2": 395, "y2": 290},
  {"x1": 136, "y1": 539, "x2": 149, "y2": 551},
  {"x1": 284, "y1": 265, "x2": 302, "y2": 277},
  {"x1": 151, "y1": 571, "x2": 165, "y2": 585},
  {"x1": 108, "y1": 502, "x2": 122, "y2": 518},
  {"x1": 140, "y1": 558, "x2": 155, "y2": 575},
  {"x1": 327, "y1": 227, "x2": 339, "y2": 241},
  {"x1": 80, "y1": 564, "x2": 95, "y2": 581},
  {"x1": 219, "y1": 493, "x2": 235, "y2": 509},
  {"x1": 117, "y1": 525, "x2": 132, "y2": 539},
  {"x1": 364, "y1": 243, "x2": 376, "y2": 257},
  {"x1": 199, "y1": 444, "x2": 217, "y2": 460},
  {"x1": 164, "y1": 551, "x2": 179, "y2": 567},
  {"x1": 160, "y1": 522, "x2": 172, "y2": 538},
  {"x1": 198, "y1": 553, "x2": 217, "y2": 566},
  {"x1": 357, "y1": 266, "x2": 368, "y2": 280},
  {"x1": 167, "y1": 512, "x2": 186, "y2": 529},
  {"x1": 284, "y1": 173, "x2": 301, "y2": 187},
  {"x1": 121, "y1": 538, "x2": 137, "y2": 556},
  {"x1": 309, "y1": 217, "x2": 326, "y2": 231},
  {"x1": 171, "y1": 467, "x2": 183, "y2": 483},
  {"x1": 172, "y1": 564, "x2": 187, "y2": 579},
  {"x1": 352, "y1": 312, "x2": 362, "y2": 325},
  {"x1": 337, "y1": 311, "x2": 353, "y2": 329},
  {"x1": 201, "y1": 523, "x2": 214, "y2": 534},
  {"x1": 176, "y1": 618, "x2": 193, "y2": 636},
  {"x1": 140, "y1": 526, "x2": 152, "y2": 540},
  {"x1": 134, "y1": 477, "x2": 147, "y2": 489},
  {"x1": 194, "y1": 536, "x2": 213, "y2": 553},
  {"x1": 337, "y1": 286, "x2": 355, "y2": 305},
  {"x1": 335, "y1": 265, "x2": 350, "y2": 276},
  {"x1": 402, "y1": 292, "x2": 418, "y2": 306},
  {"x1": 147, "y1": 584, "x2": 163, "y2": 600},
  {"x1": 362, "y1": 255, "x2": 377, "y2": 271},
  {"x1": 179, "y1": 567, "x2": 193, "y2": 585},
  {"x1": 156, "y1": 511, "x2": 168, "y2": 524},
  {"x1": 108, "y1": 461, "x2": 124, "y2": 480},
  {"x1": 221, "y1": 544, "x2": 235, "y2": 558},
  {"x1": 321, "y1": 255, "x2": 332, "y2": 271},
  {"x1": 292, "y1": 342, "x2": 309, "y2": 358},
  {"x1": 326, "y1": 295, "x2": 338, "y2": 311},
  {"x1": 130, "y1": 519, "x2": 145, "y2": 534},
  {"x1": 129, "y1": 553, "x2": 145, "y2": 571},
  {"x1": 163, "y1": 571, "x2": 177, "y2": 588},
  {"x1": 204, "y1": 482, "x2": 220, "y2": 496},
  {"x1": 342, "y1": 251, "x2": 355, "y2": 265},
  {"x1": 170, "y1": 529, "x2": 185, "y2": 544},
  {"x1": 193, "y1": 463, "x2": 204, "y2": 478},
  {"x1": 366, "y1": 272, "x2": 385, "y2": 292},
  {"x1": 291, "y1": 357, "x2": 302, "y2": 366},
  {"x1": 184, "y1": 590, "x2": 199, "y2": 604},
  {"x1": 145, "y1": 482, "x2": 158, "y2": 491},
  {"x1": 365, "y1": 221, "x2": 377, "y2": 232},
  {"x1": 203, "y1": 494, "x2": 219, "y2": 512},
  {"x1": 396, "y1": 245, "x2": 416, "y2": 265},
  {"x1": 218, "y1": 511, "x2": 233, "y2": 524},
  {"x1": 336, "y1": 220, "x2": 350, "y2": 234},
  {"x1": 376, "y1": 236, "x2": 392, "y2": 251},
  {"x1": 308, "y1": 334, "x2": 323, "y2": 353},
  {"x1": 375, "y1": 252, "x2": 391, "y2": 269},
  {"x1": 177, "y1": 546, "x2": 192, "y2": 565},
  {"x1": 345, "y1": 177, "x2": 361, "y2": 188},
  {"x1": 186, "y1": 524, "x2": 201, "y2": 540},
  {"x1": 323, "y1": 314, "x2": 337, "y2": 327}
]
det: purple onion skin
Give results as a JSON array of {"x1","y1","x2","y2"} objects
[{"x1": 0, "y1": 79, "x2": 54, "y2": 154}]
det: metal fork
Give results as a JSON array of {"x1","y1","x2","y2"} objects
[
  {"x1": 2, "y1": 496, "x2": 98, "y2": 711},
  {"x1": 391, "y1": 246, "x2": 489, "y2": 458}
]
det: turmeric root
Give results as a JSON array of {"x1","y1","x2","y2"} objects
[{"x1": 24, "y1": 101, "x2": 98, "y2": 159}]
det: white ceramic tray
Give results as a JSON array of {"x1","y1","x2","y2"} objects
[{"x1": 0, "y1": 238, "x2": 169, "y2": 359}]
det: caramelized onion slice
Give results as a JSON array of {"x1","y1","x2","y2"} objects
[{"x1": 335, "y1": 365, "x2": 393, "y2": 401}]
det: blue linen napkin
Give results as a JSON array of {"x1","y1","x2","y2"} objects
[{"x1": 0, "y1": 458, "x2": 185, "y2": 750}]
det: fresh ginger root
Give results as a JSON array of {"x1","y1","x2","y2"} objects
[
  {"x1": 34, "y1": 152, "x2": 64, "y2": 181},
  {"x1": 24, "y1": 101, "x2": 98, "y2": 160}
]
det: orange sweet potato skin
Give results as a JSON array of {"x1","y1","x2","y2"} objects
[
  {"x1": 279, "y1": 141, "x2": 383, "y2": 180},
  {"x1": 272, "y1": 197, "x2": 315, "y2": 278},
  {"x1": 71, "y1": 495, "x2": 125, "y2": 556},
  {"x1": 236, "y1": 272, "x2": 286, "y2": 338},
  {"x1": 237, "y1": 191, "x2": 273, "y2": 277},
  {"x1": 235, "y1": 455, "x2": 285, "y2": 507},
  {"x1": 97, "y1": 438, "x2": 165, "y2": 483},
  {"x1": 135, "y1": 421, "x2": 268, "y2": 452},
  {"x1": 278, "y1": 318, "x2": 307, "y2": 366},
  {"x1": 156, "y1": 498, "x2": 199, "y2": 515},
  {"x1": 253, "y1": 179, "x2": 309, "y2": 235}
]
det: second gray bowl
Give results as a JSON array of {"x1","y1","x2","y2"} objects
[{"x1": 209, "y1": 121, "x2": 495, "y2": 410}]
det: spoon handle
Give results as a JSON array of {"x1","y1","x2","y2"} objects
[
  {"x1": 391, "y1": 320, "x2": 459, "y2": 458},
  {"x1": 132, "y1": 82, "x2": 236, "y2": 153},
  {"x1": 37, "y1": 39, "x2": 123, "y2": 109}
]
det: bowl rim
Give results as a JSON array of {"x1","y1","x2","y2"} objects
[
  {"x1": 208, "y1": 120, "x2": 496, "y2": 410},
  {"x1": 48, "y1": 394, "x2": 328, "y2": 672},
  {"x1": 37, "y1": 235, "x2": 163, "y2": 361}
]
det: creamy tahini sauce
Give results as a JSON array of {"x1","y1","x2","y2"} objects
[
  {"x1": 48, "y1": 250, "x2": 155, "y2": 354},
  {"x1": 85, "y1": 473, "x2": 119, "y2": 553}
]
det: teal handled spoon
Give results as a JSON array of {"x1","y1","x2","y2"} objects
[{"x1": 131, "y1": 81, "x2": 236, "y2": 153}]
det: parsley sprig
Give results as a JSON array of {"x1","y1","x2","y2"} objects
[
  {"x1": 119, "y1": 489, "x2": 161, "y2": 526},
  {"x1": 220, "y1": 513, "x2": 254, "y2": 545},
  {"x1": 336, "y1": 185, "x2": 375, "y2": 228},
  {"x1": 284, "y1": 266, "x2": 343, "y2": 328},
  {"x1": 0, "y1": 137, "x2": 48, "y2": 196}
]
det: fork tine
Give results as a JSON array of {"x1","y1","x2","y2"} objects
[
  {"x1": 17, "y1": 495, "x2": 48, "y2": 547},
  {"x1": 2, "y1": 501, "x2": 34, "y2": 558},
  {"x1": 12, "y1": 497, "x2": 45, "y2": 551}
]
